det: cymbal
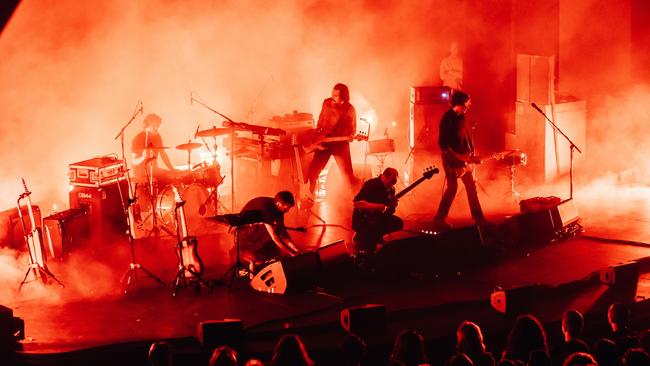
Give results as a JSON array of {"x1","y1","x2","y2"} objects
[
  {"x1": 175, "y1": 142, "x2": 203, "y2": 151},
  {"x1": 196, "y1": 127, "x2": 231, "y2": 137}
]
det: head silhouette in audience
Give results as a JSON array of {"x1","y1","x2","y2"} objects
[
  {"x1": 390, "y1": 329, "x2": 429, "y2": 366},
  {"x1": 555, "y1": 310, "x2": 589, "y2": 363},
  {"x1": 456, "y1": 321, "x2": 495, "y2": 366},
  {"x1": 563, "y1": 310, "x2": 584, "y2": 341},
  {"x1": 149, "y1": 341, "x2": 173, "y2": 366},
  {"x1": 608, "y1": 303, "x2": 637, "y2": 338},
  {"x1": 341, "y1": 333, "x2": 367, "y2": 366},
  {"x1": 562, "y1": 352, "x2": 597, "y2": 366},
  {"x1": 209, "y1": 346, "x2": 237, "y2": 366},
  {"x1": 502, "y1": 314, "x2": 548, "y2": 363},
  {"x1": 622, "y1": 348, "x2": 650, "y2": 366},
  {"x1": 271, "y1": 334, "x2": 315, "y2": 366}
]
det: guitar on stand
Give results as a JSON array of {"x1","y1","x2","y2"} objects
[
  {"x1": 171, "y1": 185, "x2": 207, "y2": 296},
  {"x1": 17, "y1": 179, "x2": 63, "y2": 289}
]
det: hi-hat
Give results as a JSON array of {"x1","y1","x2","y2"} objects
[
  {"x1": 175, "y1": 142, "x2": 203, "y2": 151},
  {"x1": 195, "y1": 127, "x2": 231, "y2": 137}
]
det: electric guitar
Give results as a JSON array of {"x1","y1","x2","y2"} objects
[
  {"x1": 291, "y1": 134, "x2": 314, "y2": 210},
  {"x1": 444, "y1": 150, "x2": 517, "y2": 178},
  {"x1": 352, "y1": 167, "x2": 439, "y2": 231},
  {"x1": 172, "y1": 186, "x2": 204, "y2": 277},
  {"x1": 20, "y1": 179, "x2": 49, "y2": 280},
  {"x1": 304, "y1": 131, "x2": 368, "y2": 153}
]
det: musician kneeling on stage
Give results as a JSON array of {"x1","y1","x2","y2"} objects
[
  {"x1": 236, "y1": 191, "x2": 301, "y2": 272},
  {"x1": 352, "y1": 168, "x2": 403, "y2": 255}
]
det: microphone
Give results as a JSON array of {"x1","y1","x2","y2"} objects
[
  {"x1": 531, "y1": 102, "x2": 543, "y2": 113},
  {"x1": 138, "y1": 101, "x2": 144, "y2": 115},
  {"x1": 384, "y1": 128, "x2": 389, "y2": 138},
  {"x1": 194, "y1": 124, "x2": 200, "y2": 139}
]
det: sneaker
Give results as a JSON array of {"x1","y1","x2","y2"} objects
[{"x1": 432, "y1": 219, "x2": 453, "y2": 232}]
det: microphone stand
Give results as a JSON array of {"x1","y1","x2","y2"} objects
[
  {"x1": 190, "y1": 95, "x2": 239, "y2": 212},
  {"x1": 530, "y1": 103, "x2": 583, "y2": 200}
]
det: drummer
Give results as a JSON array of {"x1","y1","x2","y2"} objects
[{"x1": 131, "y1": 113, "x2": 176, "y2": 188}]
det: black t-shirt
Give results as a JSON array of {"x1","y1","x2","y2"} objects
[
  {"x1": 238, "y1": 197, "x2": 287, "y2": 252},
  {"x1": 353, "y1": 177, "x2": 394, "y2": 205},
  {"x1": 438, "y1": 108, "x2": 473, "y2": 154}
]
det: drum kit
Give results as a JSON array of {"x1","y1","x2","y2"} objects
[{"x1": 135, "y1": 127, "x2": 230, "y2": 237}]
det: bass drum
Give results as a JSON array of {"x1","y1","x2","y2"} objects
[{"x1": 157, "y1": 184, "x2": 217, "y2": 234}]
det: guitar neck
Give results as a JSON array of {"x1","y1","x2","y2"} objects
[{"x1": 395, "y1": 176, "x2": 428, "y2": 199}]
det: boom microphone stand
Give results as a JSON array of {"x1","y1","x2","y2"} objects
[
  {"x1": 190, "y1": 93, "x2": 240, "y2": 212},
  {"x1": 530, "y1": 102, "x2": 582, "y2": 199},
  {"x1": 114, "y1": 101, "x2": 165, "y2": 294}
]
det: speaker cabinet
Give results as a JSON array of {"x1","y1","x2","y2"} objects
[
  {"x1": 516, "y1": 54, "x2": 554, "y2": 105},
  {"x1": 250, "y1": 240, "x2": 349, "y2": 294},
  {"x1": 42, "y1": 208, "x2": 89, "y2": 259},
  {"x1": 0, "y1": 206, "x2": 41, "y2": 250},
  {"x1": 69, "y1": 180, "x2": 128, "y2": 239},
  {"x1": 512, "y1": 100, "x2": 585, "y2": 182},
  {"x1": 197, "y1": 319, "x2": 243, "y2": 350}
]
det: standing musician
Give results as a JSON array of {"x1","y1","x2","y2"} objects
[
  {"x1": 432, "y1": 91, "x2": 493, "y2": 231},
  {"x1": 306, "y1": 83, "x2": 358, "y2": 195},
  {"x1": 236, "y1": 191, "x2": 301, "y2": 271},
  {"x1": 352, "y1": 168, "x2": 403, "y2": 255},
  {"x1": 131, "y1": 113, "x2": 176, "y2": 188}
]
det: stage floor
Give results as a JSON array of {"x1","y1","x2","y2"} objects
[{"x1": 4, "y1": 180, "x2": 650, "y2": 358}]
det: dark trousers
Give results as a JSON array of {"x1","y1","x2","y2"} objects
[
  {"x1": 354, "y1": 214, "x2": 403, "y2": 253},
  {"x1": 307, "y1": 142, "x2": 356, "y2": 193},
  {"x1": 434, "y1": 166, "x2": 485, "y2": 221}
]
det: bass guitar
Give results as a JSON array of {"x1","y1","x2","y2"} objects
[
  {"x1": 304, "y1": 131, "x2": 368, "y2": 153},
  {"x1": 172, "y1": 186, "x2": 204, "y2": 277},
  {"x1": 352, "y1": 166, "x2": 439, "y2": 230}
]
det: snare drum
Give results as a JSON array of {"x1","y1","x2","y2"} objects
[
  {"x1": 157, "y1": 183, "x2": 217, "y2": 232},
  {"x1": 191, "y1": 162, "x2": 224, "y2": 187}
]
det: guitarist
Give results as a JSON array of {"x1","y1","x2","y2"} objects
[
  {"x1": 352, "y1": 168, "x2": 403, "y2": 255},
  {"x1": 306, "y1": 83, "x2": 358, "y2": 195},
  {"x1": 432, "y1": 91, "x2": 494, "y2": 231},
  {"x1": 236, "y1": 191, "x2": 301, "y2": 272}
]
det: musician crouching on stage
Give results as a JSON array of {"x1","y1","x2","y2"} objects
[
  {"x1": 352, "y1": 168, "x2": 403, "y2": 256},
  {"x1": 236, "y1": 191, "x2": 301, "y2": 273}
]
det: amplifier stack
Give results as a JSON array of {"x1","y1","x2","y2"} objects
[{"x1": 68, "y1": 157, "x2": 128, "y2": 240}]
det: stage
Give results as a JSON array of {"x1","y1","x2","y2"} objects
[{"x1": 4, "y1": 181, "x2": 650, "y2": 365}]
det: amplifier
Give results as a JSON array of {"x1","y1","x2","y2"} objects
[
  {"x1": 410, "y1": 86, "x2": 452, "y2": 104},
  {"x1": 0, "y1": 206, "x2": 41, "y2": 250},
  {"x1": 69, "y1": 180, "x2": 128, "y2": 239},
  {"x1": 43, "y1": 208, "x2": 89, "y2": 259},
  {"x1": 68, "y1": 157, "x2": 126, "y2": 188}
]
